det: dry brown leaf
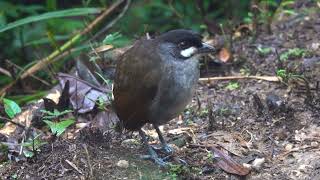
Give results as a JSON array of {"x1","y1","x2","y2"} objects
[
  {"x1": 211, "y1": 146, "x2": 251, "y2": 176},
  {"x1": 219, "y1": 48, "x2": 231, "y2": 62},
  {"x1": 91, "y1": 45, "x2": 114, "y2": 54}
]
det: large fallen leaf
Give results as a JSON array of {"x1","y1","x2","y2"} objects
[
  {"x1": 211, "y1": 146, "x2": 250, "y2": 176},
  {"x1": 58, "y1": 73, "x2": 111, "y2": 113}
]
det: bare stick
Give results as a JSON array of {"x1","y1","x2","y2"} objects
[
  {"x1": 88, "y1": 0, "x2": 131, "y2": 42},
  {"x1": 65, "y1": 159, "x2": 83, "y2": 175},
  {"x1": 5, "y1": 59, "x2": 50, "y2": 86},
  {"x1": 0, "y1": 116, "x2": 26, "y2": 129},
  {"x1": 199, "y1": 76, "x2": 280, "y2": 82},
  {"x1": 0, "y1": 67, "x2": 12, "y2": 77},
  {"x1": 82, "y1": 144, "x2": 93, "y2": 178}
]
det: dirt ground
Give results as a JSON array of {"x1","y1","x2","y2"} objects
[{"x1": 1, "y1": 1, "x2": 320, "y2": 179}]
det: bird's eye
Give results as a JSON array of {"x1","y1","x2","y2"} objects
[{"x1": 179, "y1": 41, "x2": 186, "y2": 47}]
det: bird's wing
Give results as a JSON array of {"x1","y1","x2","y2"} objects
[{"x1": 113, "y1": 39, "x2": 161, "y2": 130}]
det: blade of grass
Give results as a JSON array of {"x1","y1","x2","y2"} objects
[
  {"x1": 0, "y1": 0, "x2": 126, "y2": 96},
  {"x1": 0, "y1": 8, "x2": 102, "y2": 33},
  {"x1": 8, "y1": 91, "x2": 47, "y2": 105}
]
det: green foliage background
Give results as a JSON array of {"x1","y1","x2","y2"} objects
[{"x1": 0, "y1": 0, "x2": 252, "y2": 98}]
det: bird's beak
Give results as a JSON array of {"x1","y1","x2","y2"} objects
[{"x1": 196, "y1": 43, "x2": 216, "y2": 54}]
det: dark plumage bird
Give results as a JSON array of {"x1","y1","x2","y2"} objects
[{"x1": 113, "y1": 29, "x2": 216, "y2": 165}]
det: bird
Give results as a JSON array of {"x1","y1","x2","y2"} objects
[{"x1": 113, "y1": 29, "x2": 216, "y2": 166}]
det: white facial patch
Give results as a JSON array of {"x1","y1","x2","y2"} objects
[{"x1": 180, "y1": 46, "x2": 197, "y2": 58}]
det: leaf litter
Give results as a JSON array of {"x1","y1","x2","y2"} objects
[{"x1": 1, "y1": 1, "x2": 320, "y2": 179}]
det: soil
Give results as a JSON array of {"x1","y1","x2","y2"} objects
[{"x1": 1, "y1": 1, "x2": 320, "y2": 179}]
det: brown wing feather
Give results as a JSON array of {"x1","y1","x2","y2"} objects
[{"x1": 113, "y1": 39, "x2": 161, "y2": 130}]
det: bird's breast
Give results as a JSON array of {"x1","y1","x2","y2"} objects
[{"x1": 149, "y1": 58, "x2": 199, "y2": 125}]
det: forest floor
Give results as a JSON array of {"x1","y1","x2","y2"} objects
[{"x1": 1, "y1": 1, "x2": 320, "y2": 180}]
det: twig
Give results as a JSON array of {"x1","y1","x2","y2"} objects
[
  {"x1": 0, "y1": 0, "x2": 126, "y2": 95},
  {"x1": 0, "y1": 116, "x2": 26, "y2": 129},
  {"x1": 5, "y1": 60, "x2": 50, "y2": 86},
  {"x1": 65, "y1": 159, "x2": 83, "y2": 175},
  {"x1": 0, "y1": 67, "x2": 12, "y2": 77},
  {"x1": 199, "y1": 76, "x2": 280, "y2": 82},
  {"x1": 88, "y1": 0, "x2": 131, "y2": 42},
  {"x1": 82, "y1": 144, "x2": 93, "y2": 178},
  {"x1": 19, "y1": 133, "x2": 26, "y2": 156}
]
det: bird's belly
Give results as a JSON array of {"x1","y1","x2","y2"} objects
[{"x1": 150, "y1": 60, "x2": 199, "y2": 125}]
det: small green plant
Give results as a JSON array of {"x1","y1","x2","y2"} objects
[
  {"x1": 41, "y1": 109, "x2": 75, "y2": 136},
  {"x1": 206, "y1": 150, "x2": 214, "y2": 159},
  {"x1": 276, "y1": 68, "x2": 303, "y2": 82},
  {"x1": 168, "y1": 164, "x2": 187, "y2": 179},
  {"x1": 280, "y1": 48, "x2": 306, "y2": 61},
  {"x1": 10, "y1": 173, "x2": 18, "y2": 179},
  {"x1": 43, "y1": 118, "x2": 75, "y2": 136},
  {"x1": 276, "y1": 69, "x2": 288, "y2": 79},
  {"x1": 96, "y1": 96, "x2": 108, "y2": 111},
  {"x1": 102, "y1": 32, "x2": 130, "y2": 48},
  {"x1": 95, "y1": 72, "x2": 113, "y2": 102},
  {"x1": 240, "y1": 67, "x2": 251, "y2": 76},
  {"x1": 257, "y1": 46, "x2": 272, "y2": 56},
  {"x1": 217, "y1": 107, "x2": 232, "y2": 117},
  {"x1": 21, "y1": 133, "x2": 47, "y2": 158},
  {"x1": 199, "y1": 108, "x2": 209, "y2": 118},
  {"x1": 225, "y1": 81, "x2": 240, "y2": 90},
  {"x1": 278, "y1": 0, "x2": 297, "y2": 16},
  {"x1": 41, "y1": 109, "x2": 72, "y2": 119}
]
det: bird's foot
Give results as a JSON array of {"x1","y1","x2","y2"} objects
[
  {"x1": 162, "y1": 144, "x2": 174, "y2": 154},
  {"x1": 162, "y1": 154, "x2": 188, "y2": 166},
  {"x1": 142, "y1": 146, "x2": 187, "y2": 166},
  {"x1": 140, "y1": 154, "x2": 168, "y2": 167},
  {"x1": 151, "y1": 144, "x2": 174, "y2": 155}
]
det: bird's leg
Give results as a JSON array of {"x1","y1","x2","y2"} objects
[
  {"x1": 138, "y1": 129, "x2": 167, "y2": 166},
  {"x1": 154, "y1": 125, "x2": 173, "y2": 154},
  {"x1": 153, "y1": 125, "x2": 188, "y2": 165}
]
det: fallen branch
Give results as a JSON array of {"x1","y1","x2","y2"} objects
[
  {"x1": 199, "y1": 76, "x2": 280, "y2": 82},
  {"x1": 5, "y1": 59, "x2": 50, "y2": 86}
]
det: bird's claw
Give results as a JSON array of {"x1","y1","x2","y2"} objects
[
  {"x1": 139, "y1": 154, "x2": 168, "y2": 167},
  {"x1": 162, "y1": 155, "x2": 188, "y2": 166},
  {"x1": 162, "y1": 144, "x2": 174, "y2": 154},
  {"x1": 151, "y1": 144, "x2": 174, "y2": 154}
]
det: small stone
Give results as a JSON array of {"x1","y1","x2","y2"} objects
[
  {"x1": 311, "y1": 42, "x2": 320, "y2": 50},
  {"x1": 311, "y1": 142, "x2": 319, "y2": 147},
  {"x1": 251, "y1": 157, "x2": 265, "y2": 171},
  {"x1": 285, "y1": 143, "x2": 293, "y2": 151},
  {"x1": 116, "y1": 160, "x2": 129, "y2": 168}
]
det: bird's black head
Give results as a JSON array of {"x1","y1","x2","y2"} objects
[{"x1": 156, "y1": 29, "x2": 216, "y2": 59}]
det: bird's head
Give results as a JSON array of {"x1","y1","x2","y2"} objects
[{"x1": 156, "y1": 29, "x2": 216, "y2": 59}]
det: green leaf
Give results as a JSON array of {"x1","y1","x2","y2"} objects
[
  {"x1": 0, "y1": 8, "x2": 101, "y2": 33},
  {"x1": 44, "y1": 119, "x2": 75, "y2": 136},
  {"x1": 23, "y1": 149, "x2": 34, "y2": 158},
  {"x1": 8, "y1": 91, "x2": 47, "y2": 105},
  {"x1": 103, "y1": 32, "x2": 131, "y2": 48},
  {"x1": 225, "y1": 82, "x2": 240, "y2": 90},
  {"x1": 3, "y1": 98, "x2": 21, "y2": 118}
]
